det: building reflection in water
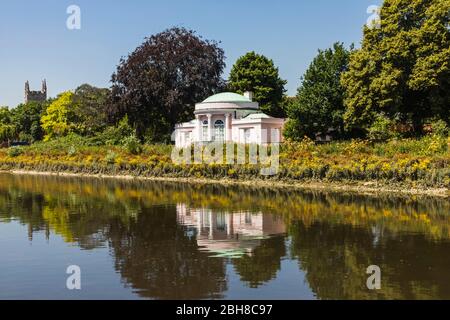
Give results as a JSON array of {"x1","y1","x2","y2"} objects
[{"x1": 177, "y1": 204, "x2": 286, "y2": 258}]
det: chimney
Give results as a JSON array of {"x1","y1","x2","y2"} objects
[{"x1": 243, "y1": 91, "x2": 254, "y2": 101}]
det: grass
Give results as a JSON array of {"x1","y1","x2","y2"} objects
[{"x1": 0, "y1": 134, "x2": 449, "y2": 189}]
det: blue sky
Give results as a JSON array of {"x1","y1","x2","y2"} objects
[{"x1": 0, "y1": 0, "x2": 382, "y2": 107}]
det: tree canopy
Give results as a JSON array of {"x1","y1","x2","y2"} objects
[
  {"x1": 341, "y1": 0, "x2": 450, "y2": 134},
  {"x1": 73, "y1": 84, "x2": 110, "y2": 136},
  {"x1": 109, "y1": 27, "x2": 226, "y2": 142},
  {"x1": 41, "y1": 92, "x2": 75, "y2": 141},
  {"x1": 0, "y1": 107, "x2": 16, "y2": 143},
  {"x1": 228, "y1": 51, "x2": 287, "y2": 117},
  {"x1": 11, "y1": 101, "x2": 47, "y2": 142},
  {"x1": 284, "y1": 43, "x2": 352, "y2": 140}
]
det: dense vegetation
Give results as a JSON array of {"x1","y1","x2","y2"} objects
[
  {"x1": 0, "y1": 1, "x2": 449, "y2": 191},
  {"x1": 284, "y1": 43, "x2": 352, "y2": 140},
  {"x1": 0, "y1": 132, "x2": 448, "y2": 190}
]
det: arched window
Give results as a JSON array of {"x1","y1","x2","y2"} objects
[
  {"x1": 214, "y1": 120, "x2": 225, "y2": 142},
  {"x1": 202, "y1": 120, "x2": 209, "y2": 141}
]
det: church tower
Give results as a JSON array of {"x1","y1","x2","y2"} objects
[{"x1": 24, "y1": 80, "x2": 47, "y2": 103}]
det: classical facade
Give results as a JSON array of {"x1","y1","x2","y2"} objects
[
  {"x1": 25, "y1": 80, "x2": 47, "y2": 103},
  {"x1": 174, "y1": 92, "x2": 285, "y2": 147}
]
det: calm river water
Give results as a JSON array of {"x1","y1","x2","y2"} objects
[{"x1": 0, "y1": 173, "x2": 449, "y2": 300}]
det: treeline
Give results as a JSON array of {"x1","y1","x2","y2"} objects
[
  {"x1": 0, "y1": 0, "x2": 449, "y2": 147},
  {"x1": 0, "y1": 28, "x2": 286, "y2": 147}
]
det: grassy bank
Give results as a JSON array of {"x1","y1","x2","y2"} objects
[{"x1": 1, "y1": 134, "x2": 449, "y2": 196}]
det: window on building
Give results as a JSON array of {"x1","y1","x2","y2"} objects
[
  {"x1": 202, "y1": 120, "x2": 208, "y2": 141},
  {"x1": 244, "y1": 128, "x2": 252, "y2": 144},
  {"x1": 214, "y1": 120, "x2": 225, "y2": 142}
]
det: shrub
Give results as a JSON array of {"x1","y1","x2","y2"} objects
[
  {"x1": 428, "y1": 119, "x2": 449, "y2": 137},
  {"x1": 8, "y1": 147, "x2": 23, "y2": 157},
  {"x1": 121, "y1": 135, "x2": 142, "y2": 155},
  {"x1": 367, "y1": 114, "x2": 396, "y2": 142},
  {"x1": 94, "y1": 116, "x2": 134, "y2": 146},
  {"x1": 67, "y1": 145, "x2": 77, "y2": 156},
  {"x1": 105, "y1": 150, "x2": 117, "y2": 165}
]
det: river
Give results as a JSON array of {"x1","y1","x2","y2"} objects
[{"x1": 0, "y1": 173, "x2": 448, "y2": 299}]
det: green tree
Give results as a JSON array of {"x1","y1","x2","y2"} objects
[
  {"x1": 11, "y1": 101, "x2": 47, "y2": 142},
  {"x1": 228, "y1": 51, "x2": 287, "y2": 117},
  {"x1": 73, "y1": 84, "x2": 110, "y2": 136},
  {"x1": 284, "y1": 43, "x2": 352, "y2": 140},
  {"x1": 0, "y1": 107, "x2": 16, "y2": 144},
  {"x1": 341, "y1": 0, "x2": 450, "y2": 134},
  {"x1": 41, "y1": 92, "x2": 75, "y2": 141},
  {"x1": 109, "y1": 27, "x2": 226, "y2": 142}
]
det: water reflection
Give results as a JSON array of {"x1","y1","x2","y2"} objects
[
  {"x1": 0, "y1": 173, "x2": 449, "y2": 299},
  {"x1": 177, "y1": 204, "x2": 286, "y2": 258}
]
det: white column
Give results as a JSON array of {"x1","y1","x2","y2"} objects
[
  {"x1": 207, "y1": 114, "x2": 212, "y2": 142},
  {"x1": 195, "y1": 115, "x2": 201, "y2": 142},
  {"x1": 225, "y1": 113, "x2": 231, "y2": 141}
]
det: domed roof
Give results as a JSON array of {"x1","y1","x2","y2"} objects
[
  {"x1": 195, "y1": 92, "x2": 259, "y2": 112},
  {"x1": 202, "y1": 92, "x2": 252, "y2": 103}
]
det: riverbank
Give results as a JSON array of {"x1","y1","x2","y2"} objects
[
  {"x1": 3, "y1": 169, "x2": 449, "y2": 198},
  {"x1": 1, "y1": 135, "x2": 449, "y2": 198}
]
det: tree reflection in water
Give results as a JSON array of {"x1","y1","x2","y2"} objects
[{"x1": 0, "y1": 173, "x2": 449, "y2": 299}]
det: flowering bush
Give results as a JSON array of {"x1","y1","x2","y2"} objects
[{"x1": 0, "y1": 135, "x2": 448, "y2": 188}]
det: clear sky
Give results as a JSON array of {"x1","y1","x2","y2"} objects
[{"x1": 0, "y1": 0, "x2": 382, "y2": 107}]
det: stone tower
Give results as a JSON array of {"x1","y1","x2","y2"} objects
[{"x1": 25, "y1": 80, "x2": 47, "y2": 103}]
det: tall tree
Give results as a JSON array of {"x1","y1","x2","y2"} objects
[
  {"x1": 228, "y1": 51, "x2": 287, "y2": 117},
  {"x1": 341, "y1": 0, "x2": 450, "y2": 134},
  {"x1": 109, "y1": 27, "x2": 226, "y2": 142},
  {"x1": 73, "y1": 84, "x2": 110, "y2": 136},
  {"x1": 0, "y1": 107, "x2": 16, "y2": 144},
  {"x1": 12, "y1": 101, "x2": 48, "y2": 142},
  {"x1": 41, "y1": 92, "x2": 75, "y2": 141},
  {"x1": 284, "y1": 43, "x2": 352, "y2": 140}
]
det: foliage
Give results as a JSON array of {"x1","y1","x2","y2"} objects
[
  {"x1": 428, "y1": 119, "x2": 449, "y2": 137},
  {"x1": 11, "y1": 101, "x2": 47, "y2": 142},
  {"x1": 121, "y1": 134, "x2": 143, "y2": 155},
  {"x1": 341, "y1": 0, "x2": 450, "y2": 133},
  {"x1": 109, "y1": 27, "x2": 226, "y2": 142},
  {"x1": 7, "y1": 147, "x2": 23, "y2": 157},
  {"x1": 105, "y1": 150, "x2": 118, "y2": 165},
  {"x1": 41, "y1": 92, "x2": 75, "y2": 141},
  {"x1": 67, "y1": 145, "x2": 77, "y2": 156},
  {"x1": 367, "y1": 113, "x2": 398, "y2": 142},
  {"x1": 0, "y1": 107, "x2": 16, "y2": 143},
  {"x1": 92, "y1": 116, "x2": 135, "y2": 146},
  {"x1": 72, "y1": 84, "x2": 110, "y2": 136},
  {"x1": 0, "y1": 136, "x2": 448, "y2": 189},
  {"x1": 228, "y1": 51, "x2": 287, "y2": 117},
  {"x1": 285, "y1": 43, "x2": 352, "y2": 140}
]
